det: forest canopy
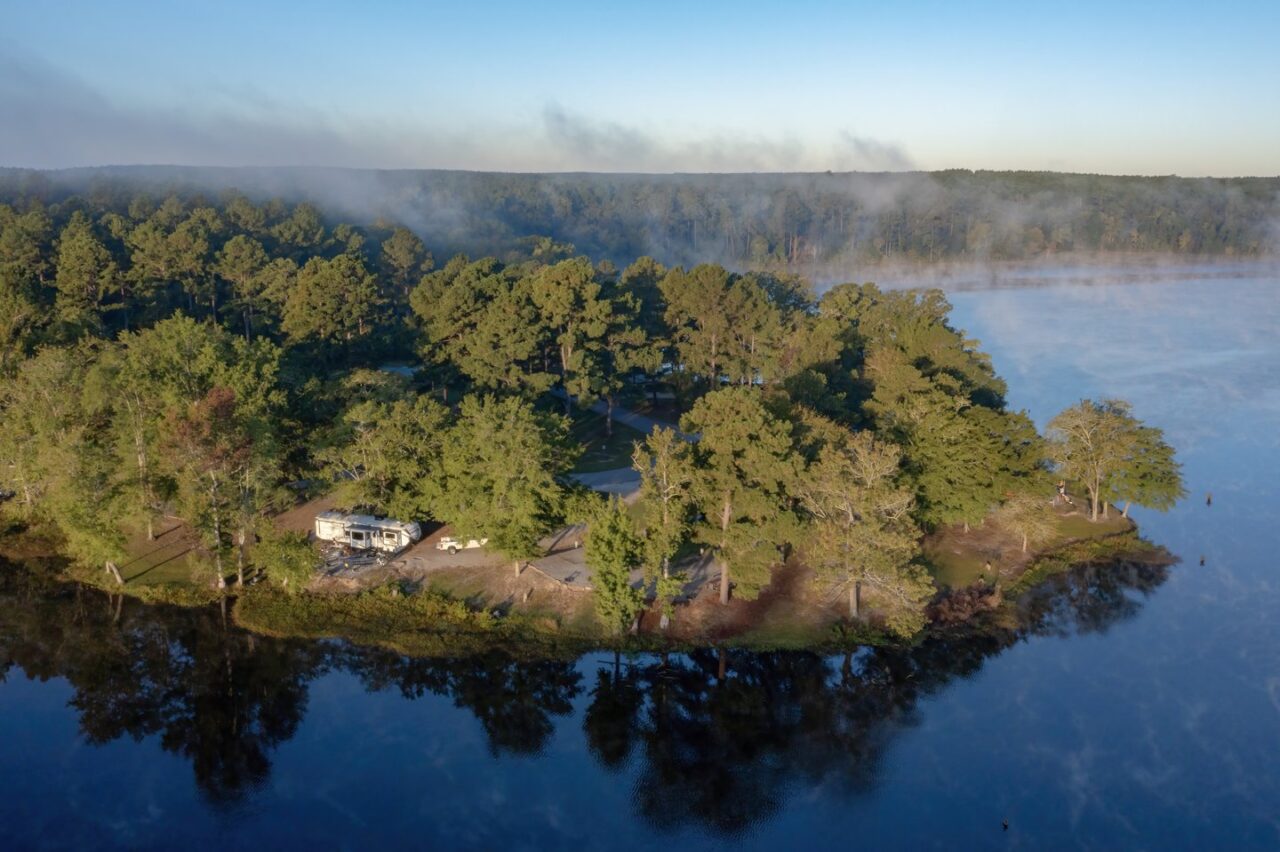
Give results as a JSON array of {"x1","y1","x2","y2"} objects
[
  {"x1": 0, "y1": 179, "x2": 1185, "y2": 638},
  {"x1": 2, "y1": 167, "x2": 1276, "y2": 277}
]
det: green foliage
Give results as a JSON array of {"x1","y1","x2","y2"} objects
[
  {"x1": 283, "y1": 254, "x2": 382, "y2": 352},
  {"x1": 253, "y1": 530, "x2": 317, "y2": 594},
  {"x1": 795, "y1": 429, "x2": 931, "y2": 637},
  {"x1": 432, "y1": 395, "x2": 577, "y2": 562},
  {"x1": 0, "y1": 179, "x2": 1191, "y2": 649},
  {"x1": 823, "y1": 283, "x2": 1006, "y2": 405},
  {"x1": 658, "y1": 264, "x2": 808, "y2": 389},
  {"x1": 862, "y1": 344, "x2": 1041, "y2": 529},
  {"x1": 234, "y1": 585, "x2": 503, "y2": 655},
  {"x1": 631, "y1": 426, "x2": 693, "y2": 613},
  {"x1": 1104, "y1": 424, "x2": 1186, "y2": 514},
  {"x1": 586, "y1": 498, "x2": 644, "y2": 634},
  {"x1": 682, "y1": 387, "x2": 799, "y2": 602},
  {"x1": 214, "y1": 234, "x2": 269, "y2": 338},
  {"x1": 411, "y1": 256, "x2": 554, "y2": 395},
  {"x1": 52, "y1": 211, "x2": 118, "y2": 338},
  {"x1": 995, "y1": 492, "x2": 1057, "y2": 553},
  {"x1": 0, "y1": 343, "x2": 130, "y2": 572},
  {"x1": 525, "y1": 257, "x2": 614, "y2": 407},
  {"x1": 1049, "y1": 399, "x2": 1182, "y2": 521},
  {"x1": 319, "y1": 393, "x2": 451, "y2": 520},
  {"x1": 380, "y1": 226, "x2": 430, "y2": 298}
]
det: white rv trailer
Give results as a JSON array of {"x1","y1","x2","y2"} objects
[{"x1": 314, "y1": 511, "x2": 422, "y2": 553}]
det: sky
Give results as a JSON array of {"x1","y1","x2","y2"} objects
[{"x1": 1, "y1": 0, "x2": 1278, "y2": 176}]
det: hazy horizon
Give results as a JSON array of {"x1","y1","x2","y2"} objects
[
  {"x1": 3, "y1": 1, "x2": 1278, "y2": 178},
  {"x1": 9, "y1": 163, "x2": 1280, "y2": 180}
]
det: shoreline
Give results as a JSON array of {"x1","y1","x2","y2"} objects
[
  {"x1": 806, "y1": 254, "x2": 1280, "y2": 292},
  {"x1": 1, "y1": 519, "x2": 1170, "y2": 658}
]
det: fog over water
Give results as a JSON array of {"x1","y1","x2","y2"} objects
[{"x1": 1, "y1": 270, "x2": 1278, "y2": 849}]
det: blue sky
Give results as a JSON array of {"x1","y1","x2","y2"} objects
[{"x1": 2, "y1": 0, "x2": 1277, "y2": 175}]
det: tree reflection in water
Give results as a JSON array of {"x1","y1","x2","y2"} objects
[{"x1": 0, "y1": 555, "x2": 1168, "y2": 824}]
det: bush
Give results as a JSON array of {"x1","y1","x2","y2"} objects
[
  {"x1": 928, "y1": 584, "x2": 1002, "y2": 624},
  {"x1": 254, "y1": 530, "x2": 317, "y2": 593}
]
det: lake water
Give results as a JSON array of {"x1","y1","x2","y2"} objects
[{"x1": 3, "y1": 270, "x2": 1279, "y2": 850}]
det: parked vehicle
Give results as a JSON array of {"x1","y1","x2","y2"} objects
[
  {"x1": 435, "y1": 535, "x2": 488, "y2": 555},
  {"x1": 314, "y1": 511, "x2": 422, "y2": 553}
]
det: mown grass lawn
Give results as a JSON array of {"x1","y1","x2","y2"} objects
[{"x1": 118, "y1": 521, "x2": 204, "y2": 587}]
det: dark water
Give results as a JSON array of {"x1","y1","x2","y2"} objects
[{"x1": 2, "y1": 273, "x2": 1278, "y2": 850}]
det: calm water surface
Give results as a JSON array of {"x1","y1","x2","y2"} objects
[{"x1": 2, "y1": 271, "x2": 1278, "y2": 850}]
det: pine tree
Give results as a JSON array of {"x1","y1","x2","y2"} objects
[
  {"x1": 53, "y1": 212, "x2": 118, "y2": 338},
  {"x1": 795, "y1": 430, "x2": 931, "y2": 636},
  {"x1": 681, "y1": 387, "x2": 799, "y2": 604},
  {"x1": 586, "y1": 497, "x2": 645, "y2": 634},
  {"x1": 432, "y1": 395, "x2": 577, "y2": 575},
  {"x1": 631, "y1": 427, "x2": 694, "y2": 622}
]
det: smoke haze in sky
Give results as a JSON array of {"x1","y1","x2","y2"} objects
[{"x1": 2, "y1": 0, "x2": 1278, "y2": 176}]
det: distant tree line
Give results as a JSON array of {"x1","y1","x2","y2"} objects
[
  {"x1": 0, "y1": 186, "x2": 1185, "y2": 637},
  {"x1": 3, "y1": 167, "x2": 1276, "y2": 276}
]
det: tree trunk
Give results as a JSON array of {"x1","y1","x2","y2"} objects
[
  {"x1": 717, "y1": 648, "x2": 727, "y2": 680},
  {"x1": 854, "y1": 580, "x2": 862, "y2": 619},
  {"x1": 236, "y1": 527, "x2": 246, "y2": 587},
  {"x1": 963, "y1": 520, "x2": 970, "y2": 534},
  {"x1": 561, "y1": 343, "x2": 573, "y2": 415},
  {"x1": 513, "y1": 559, "x2": 522, "y2": 578},
  {"x1": 1102, "y1": 501, "x2": 1110, "y2": 519},
  {"x1": 848, "y1": 583, "x2": 857, "y2": 619},
  {"x1": 1122, "y1": 501, "x2": 1130, "y2": 518},
  {"x1": 718, "y1": 494, "x2": 732, "y2": 605},
  {"x1": 211, "y1": 477, "x2": 225, "y2": 589},
  {"x1": 105, "y1": 561, "x2": 124, "y2": 586},
  {"x1": 136, "y1": 431, "x2": 153, "y2": 541},
  {"x1": 1022, "y1": 533, "x2": 1029, "y2": 553}
]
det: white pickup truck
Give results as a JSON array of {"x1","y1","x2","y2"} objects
[{"x1": 435, "y1": 535, "x2": 488, "y2": 555}]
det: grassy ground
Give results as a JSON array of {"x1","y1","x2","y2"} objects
[
  {"x1": 117, "y1": 520, "x2": 205, "y2": 587},
  {"x1": 626, "y1": 396, "x2": 684, "y2": 425},
  {"x1": 233, "y1": 585, "x2": 593, "y2": 659},
  {"x1": 923, "y1": 507, "x2": 1133, "y2": 589},
  {"x1": 570, "y1": 411, "x2": 647, "y2": 472},
  {"x1": 17, "y1": 485, "x2": 1155, "y2": 655}
]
